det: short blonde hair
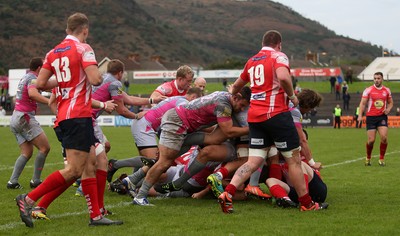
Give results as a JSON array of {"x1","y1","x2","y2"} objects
[{"x1": 176, "y1": 65, "x2": 194, "y2": 79}]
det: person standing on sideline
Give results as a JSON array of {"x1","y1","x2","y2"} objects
[
  {"x1": 333, "y1": 104, "x2": 342, "y2": 129},
  {"x1": 219, "y1": 30, "x2": 325, "y2": 213},
  {"x1": 358, "y1": 72, "x2": 393, "y2": 167},
  {"x1": 8, "y1": 58, "x2": 50, "y2": 189},
  {"x1": 0, "y1": 105, "x2": 6, "y2": 116},
  {"x1": 15, "y1": 12, "x2": 123, "y2": 227},
  {"x1": 335, "y1": 81, "x2": 341, "y2": 100}
]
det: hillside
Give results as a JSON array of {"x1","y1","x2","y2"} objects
[{"x1": 0, "y1": 0, "x2": 381, "y2": 72}]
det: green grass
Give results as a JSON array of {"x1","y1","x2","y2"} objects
[
  {"x1": 129, "y1": 81, "x2": 400, "y2": 95},
  {"x1": 1, "y1": 127, "x2": 400, "y2": 235}
]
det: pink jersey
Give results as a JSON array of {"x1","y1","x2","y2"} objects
[
  {"x1": 362, "y1": 85, "x2": 392, "y2": 116},
  {"x1": 145, "y1": 96, "x2": 188, "y2": 130},
  {"x1": 154, "y1": 80, "x2": 186, "y2": 97},
  {"x1": 91, "y1": 73, "x2": 123, "y2": 119},
  {"x1": 240, "y1": 47, "x2": 290, "y2": 122},
  {"x1": 175, "y1": 91, "x2": 233, "y2": 133},
  {"x1": 14, "y1": 71, "x2": 39, "y2": 113},
  {"x1": 42, "y1": 35, "x2": 98, "y2": 122}
]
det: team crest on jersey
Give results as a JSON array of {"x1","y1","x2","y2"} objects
[
  {"x1": 117, "y1": 88, "x2": 123, "y2": 95},
  {"x1": 221, "y1": 107, "x2": 231, "y2": 117},
  {"x1": 374, "y1": 99, "x2": 384, "y2": 109},
  {"x1": 83, "y1": 51, "x2": 96, "y2": 62}
]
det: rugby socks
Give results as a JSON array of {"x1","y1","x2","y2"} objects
[
  {"x1": 114, "y1": 157, "x2": 143, "y2": 169},
  {"x1": 269, "y1": 184, "x2": 288, "y2": 198},
  {"x1": 269, "y1": 164, "x2": 282, "y2": 180},
  {"x1": 298, "y1": 193, "x2": 313, "y2": 208},
  {"x1": 27, "y1": 170, "x2": 66, "y2": 202},
  {"x1": 96, "y1": 169, "x2": 107, "y2": 210},
  {"x1": 366, "y1": 143, "x2": 373, "y2": 160},
  {"x1": 81, "y1": 178, "x2": 101, "y2": 219},
  {"x1": 37, "y1": 180, "x2": 74, "y2": 209},
  {"x1": 380, "y1": 142, "x2": 387, "y2": 160},
  {"x1": 248, "y1": 164, "x2": 263, "y2": 186},
  {"x1": 136, "y1": 180, "x2": 152, "y2": 199},
  {"x1": 217, "y1": 166, "x2": 229, "y2": 179},
  {"x1": 225, "y1": 184, "x2": 237, "y2": 197},
  {"x1": 9, "y1": 154, "x2": 29, "y2": 183},
  {"x1": 172, "y1": 159, "x2": 205, "y2": 189},
  {"x1": 32, "y1": 152, "x2": 47, "y2": 181},
  {"x1": 128, "y1": 168, "x2": 146, "y2": 185}
]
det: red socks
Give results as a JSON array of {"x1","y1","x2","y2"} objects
[
  {"x1": 225, "y1": 184, "x2": 237, "y2": 197},
  {"x1": 218, "y1": 167, "x2": 229, "y2": 179},
  {"x1": 27, "y1": 171, "x2": 66, "y2": 202},
  {"x1": 269, "y1": 185, "x2": 288, "y2": 198},
  {"x1": 298, "y1": 193, "x2": 313, "y2": 208},
  {"x1": 380, "y1": 142, "x2": 387, "y2": 160},
  {"x1": 269, "y1": 164, "x2": 282, "y2": 180},
  {"x1": 81, "y1": 178, "x2": 101, "y2": 219},
  {"x1": 96, "y1": 169, "x2": 107, "y2": 210},
  {"x1": 366, "y1": 143, "x2": 373, "y2": 159}
]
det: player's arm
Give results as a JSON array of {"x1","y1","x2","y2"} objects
[
  {"x1": 230, "y1": 78, "x2": 247, "y2": 95},
  {"x1": 48, "y1": 92, "x2": 57, "y2": 115},
  {"x1": 121, "y1": 92, "x2": 163, "y2": 106},
  {"x1": 113, "y1": 97, "x2": 140, "y2": 119},
  {"x1": 28, "y1": 87, "x2": 49, "y2": 105},
  {"x1": 357, "y1": 97, "x2": 368, "y2": 122},
  {"x1": 217, "y1": 119, "x2": 249, "y2": 139},
  {"x1": 384, "y1": 97, "x2": 393, "y2": 115},
  {"x1": 296, "y1": 125, "x2": 321, "y2": 170},
  {"x1": 91, "y1": 99, "x2": 117, "y2": 113},
  {"x1": 150, "y1": 90, "x2": 164, "y2": 101},
  {"x1": 84, "y1": 65, "x2": 102, "y2": 86},
  {"x1": 276, "y1": 67, "x2": 298, "y2": 106},
  {"x1": 36, "y1": 68, "x2": 58, "y2": 91}
]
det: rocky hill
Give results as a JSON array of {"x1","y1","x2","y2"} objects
[{"x1": 0, "y1": 0, "x2": 381, "y2": 72}]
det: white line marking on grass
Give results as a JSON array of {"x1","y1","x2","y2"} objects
[
  {"x1": 0, "y1": 199, "x2": 159, "y2": 231},
  {"x1": 323, "y1": 150, "x2": 399, "y2": 168},
  {"x1": 0, "y1": 162, "x2": 64, "y2": 172}
]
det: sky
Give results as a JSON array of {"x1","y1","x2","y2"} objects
[{"x1": 273, "y1": 0, "x2": 399, "y2": 54}]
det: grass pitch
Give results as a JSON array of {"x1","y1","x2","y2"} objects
[{"x1": 1, "y1": 126, "x2": 400, "y2": 235}]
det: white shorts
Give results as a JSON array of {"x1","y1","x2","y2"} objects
[
  {"x1": 10, "y1": 110, "x2": 43, "y2": 145},
  {"x1": 131, "y1": 117, "x2": 158, "y2": 148}
]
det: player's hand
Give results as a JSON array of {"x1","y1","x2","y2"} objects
[
  {"x1": 104, "y1": 100, "x2": 117, "y2": 113},
  {"x1": 136, "y1": 110, "x2": 147, "y2": 119},
  {"x1": 357, "y1": 116, "x2": 362, "y2": 122},
  {"x1": 312, "y1": 162, "x2": 322, "y2": 170},
  {"x1": 227, "y1": 84, "x2": 234, "y2": 94},
  {"x1": 153, "y1": 96, "x2": 167, "y2": 104},
  {"x1": 290, "y1": 96, "x2": 299, "y2": 107},
  {"x1": 383, "y1": 108, "x2": 391, "y2": 115}
]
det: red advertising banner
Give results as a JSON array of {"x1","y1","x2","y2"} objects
[
  {"x1": 290, "y1": 67, "x2": 341, "y2": 77},
  {"x1": 339, "y1": 116, "x2": 400, "y2": 128}
]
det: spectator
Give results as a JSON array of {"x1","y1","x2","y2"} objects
[
  {"x1": 337, "y1": 75, "x2": 343, "y2": 84},
  {"x1": 0, "y1": 105, "x2": 5, "y2": 116},
  {"x1": 354, "y1": 106, "x2": 362, "y2": 128},
  {"x1": 222, "y1": 78, "x2": 228, "y2": 91},
  {"x1": 342, "y1": 81, "x2": 348, "y2": 94},
  {"x1": 333, "y1": 104, "x2": 342, "y2": 129},
  {"x1": 123, "y1": 78, "x2": 130, "y2": 94},
  {"x1": 335, "y1": 82, "x2": 341, "y2": 100},
  {"x1": 343, "y1": 91, "x2": 351, "y2": 111},
  {"x1": 329, "y1": 76, "x2": 336, "y2": 94},
  {"x1": 345, "y1": 67, "x2": 353, "y2": 84}
]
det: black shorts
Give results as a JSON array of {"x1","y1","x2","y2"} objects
[
  {"x1": 53, "y1": 126, "x2": 66, "y2": 158},
  {"x1": 58, "y1": 118, "x2": 96, "y2": 153},
  {"x1": 288, "y1": 172, "x2": 327, "y2": 203},
  {"x1": 248, "y1": 112, "x2": 299, "y2": 152},
  {"x1": 366, "y1": 115, "x2": 388, "y2": 130}
]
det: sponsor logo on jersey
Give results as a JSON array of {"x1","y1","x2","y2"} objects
[
  {"x1": 252, "y1": 55, "x2": 267, "y2": 61},
  {"x1": 54, "y1": 46, "x2": 71, "y2": 53},
  {"x1": 61, "y1": 88, "x2": 71, "y2": 99},
  {"x1": 251, "y1": 92, "x2": 266, "y2": 100},
  {"x1": 251, "y1": 138, "x2": 264, "y2": 145},
  {"x1": 274, "y1": 141, "x2": 287, "y2": 149}
]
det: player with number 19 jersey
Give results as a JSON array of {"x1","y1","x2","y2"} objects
[
  {"x1": 239, "y1": 47, "x2": 290, "y2": 122},
  {"x1": 42, "y1": 35, "x2": 98, "y2": 122}
]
